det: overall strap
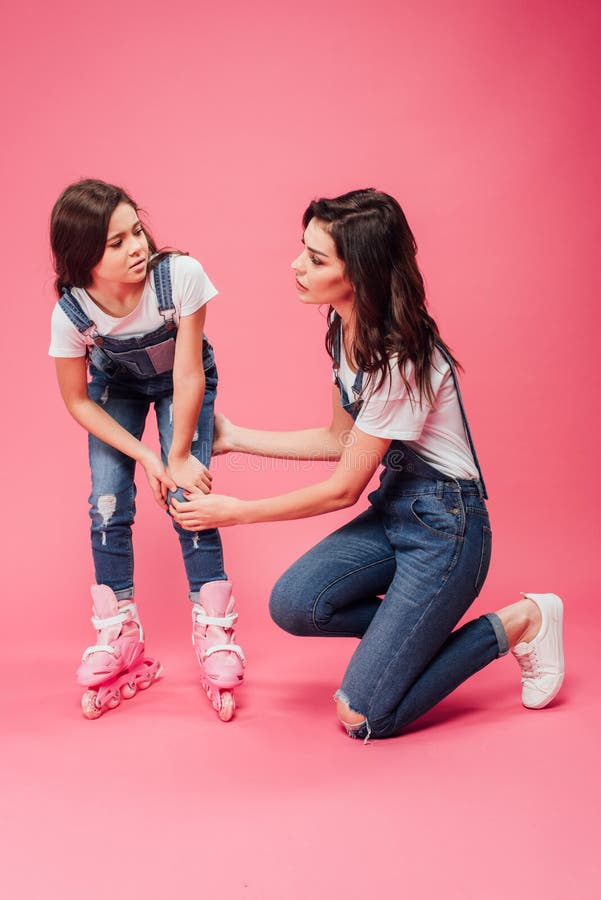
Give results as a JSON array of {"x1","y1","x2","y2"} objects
[
  {"x1": 437, "y1": 344, "x2": 488, "y2": 499},
  {"x1": 333, "y1": 321, "x2": 363, "y2": 390},
  {"x1": 152, "y1": 255, "x2": 176, "y2": 322},
  {"x1": 333, "y1": 319, "x2": 342, "y2": 366},
  {"x1": 58, "y1": 289, "x2": 98, "y2": 338}
]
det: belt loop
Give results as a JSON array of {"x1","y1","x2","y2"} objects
[
  {"x1": 475, "y1": 480, "x2": 483, "y2": 499},
  {"x1": 436, "y1": 481, "x2": 444, "y2": 499}
]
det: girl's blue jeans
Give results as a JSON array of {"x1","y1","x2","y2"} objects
[
  {"x1": 86, "y1": 360, "x2": 226, "y2": 601},
  {"x1": 269, "y1": 470, "x2": 507, "y2": 739}
]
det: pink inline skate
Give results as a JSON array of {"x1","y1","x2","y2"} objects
[
  {"x1": 77, "y1": 585, "x2": 162, "y2": 719},
  {"x1": 192, "y1": 581, "x2": 245, "y2": 722}
]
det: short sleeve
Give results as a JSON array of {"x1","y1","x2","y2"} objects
[
  {"x1": 171, "y1": 255, "x2": 218, "y2": 318},
  {"x1": 48, "y1": 303, "x2": 88, "y2": 358},
  {"x1": 354, "y1": 363, "x2": 431, "y2": 441}
]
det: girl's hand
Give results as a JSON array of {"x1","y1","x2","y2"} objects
[
  {"x1": 212, "y1": 413, "x2": 235, "y2": 455},
  {"x1": 141, "y1": 452, "x2": 177, "y2": 509},
  {"x1": 167, "y1": 454, "x2": 212, "y2": 495},
  {"x1": 170, "y1": 493, "x2": 241, "y2": 530}
]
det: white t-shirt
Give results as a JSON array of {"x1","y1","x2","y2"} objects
[
  {"x1": 48, "y1": 255, "x2": 217, "y2": 358},
  {"x1": 336, "y1": 345, "x2": 479, "y2": 480}
]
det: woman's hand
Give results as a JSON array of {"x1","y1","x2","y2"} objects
[
  {"x1": 170, "y1": 493, "x2": 242, "y2": 530},
  {"x1": 167, "y1": 454, "x2": 212, "y2": 495},
  {"x1": 212, "y1": 413, "x2": 235, "y2": 455},
  {"x1": 140, "y1": 452, "x2": 178, "y2": 509}
]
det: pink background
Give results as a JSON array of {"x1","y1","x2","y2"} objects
[{"x1": 1, "y1": 1, "x2": 600, "y2": 898}]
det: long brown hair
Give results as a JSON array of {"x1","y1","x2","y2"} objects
[
  {"x1": 50, "y1": 178, "x2": 180, "y2": 296},
  {"x1": 303, "y1": 189, "x2": 458, "y2": 405}
]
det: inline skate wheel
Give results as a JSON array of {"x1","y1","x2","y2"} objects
[
  {"x1": 121, "y1": 682, "x2": 137, "y2": 700},
  {"x1": 139, "y1": 662, "x2": 162, "y2": 690},
  {"x1": 218, "y1": 691, "x2": 235, "y2": 722},
  {"x1": 81, "y1": 689, "x2": 103, "y2": 720}
]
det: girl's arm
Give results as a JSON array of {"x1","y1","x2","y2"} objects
[
  {"x1": 166, "y1": 306, "x2": 213, "y2": 493},
  {"x1": 55, "y1": 356, "x2": 177, "y2": 507},
  {"x1": 213, "y1": 384, "x2": 356, "y2": 461},
  {"x1": 170, "y1": 425, "x2": 390, "y2": 529}
]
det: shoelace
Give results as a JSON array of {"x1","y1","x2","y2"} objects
[{"x1": 516, "y1": 648, "x2": 539, "y2": 681}]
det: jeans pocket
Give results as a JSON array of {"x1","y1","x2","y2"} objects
[
  {"x1": 409, "y1": 493, "x2": 463, "y2": 539},
  {"x1": 474, "y1": 524, "x2": 492, "y2": 595}
]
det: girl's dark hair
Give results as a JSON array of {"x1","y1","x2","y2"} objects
[
  {"x1": 50, "y1": 178, "x2": 179, "y2": 296},
  {"x1": 303, "y1": 189, "x2": 458, "y2": 405}
]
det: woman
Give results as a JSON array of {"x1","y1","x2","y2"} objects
[
  {"x1": 170, "y1": 189, "x2": 564, "y2": 740},
  {"x1": 50, "y1": 179, "x2": 244, "y2": 721}
]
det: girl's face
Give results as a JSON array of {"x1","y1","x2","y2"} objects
[
  {"x1": 291, "y1": 218, "x2": 354, "y2": 310},
  {"x1": 90, "y1": 202, "x2": 149, "y2": 289}
]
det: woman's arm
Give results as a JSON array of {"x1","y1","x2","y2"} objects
[
  {"x1": 170, "y1": 425, "x2": 390, "y2": 529},
  {"x1": 166, "y1": 306, "x2": 213, "y2": 493},
  {"x1": 214, "y1": 384, "x2": 355, "y2": 461},
  {"x1": 55, "y1": 356, "x2": 176, "y2": 507}
]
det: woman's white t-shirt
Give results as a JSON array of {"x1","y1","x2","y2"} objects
[
  {"x1": 48, "y1": 255, "x2": 217, "y2": 358},
  {"x1": 336, "y1": 344, "x2": 479, "y2": 480}
]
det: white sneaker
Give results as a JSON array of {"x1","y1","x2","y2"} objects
[{"x1": 511, "y1": 593, "x2": 564, "y2": 709}]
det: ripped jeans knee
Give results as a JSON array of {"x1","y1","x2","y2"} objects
[{"x1": 334, "y1": 689, "x2": 372, "y2": 742}]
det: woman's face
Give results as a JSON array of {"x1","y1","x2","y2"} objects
[
  {"x1": 90, "y1": 202, "x2": 149, "y2": 289},
  {"x1": 291, "y1": 217, "x2": 354, "y2": 309}
]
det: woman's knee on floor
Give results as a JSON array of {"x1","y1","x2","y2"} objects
[{"x1": 336, "y1": 697, "x2": 366, "y2": 728}]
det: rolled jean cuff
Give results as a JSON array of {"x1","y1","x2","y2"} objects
[
  {"x1": 484, "y1": 612, "x2": 510, "y2": 657},
  {"x1": 114, "y1": 587, "x2": 134, "y2": 600}
]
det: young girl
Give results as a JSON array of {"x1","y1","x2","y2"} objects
[
  {"x1": 170, "y1": 188, "x2": 565, "y2": 740},
  {"x1": 49, "y1": 179, "x2": 245, "y2": 721}
]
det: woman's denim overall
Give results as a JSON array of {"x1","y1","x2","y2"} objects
[
  {"x1": 269, "y1": 334, "x2": 508, "y2": 739},
  {"x1": 59, "y1": 256, "x2": 226, "y2": 602}
]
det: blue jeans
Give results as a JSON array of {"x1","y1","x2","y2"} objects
[
  {"x1": 87, "y1": 356, "x2": 226, "y2": 601},
  {"x1": 269, "y1": 470, "x2": 507, "y2": 739}
]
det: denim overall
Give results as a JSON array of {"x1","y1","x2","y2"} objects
[
  {"x1": 59, "y1": 256, "x2": 226, "y2": 601},
  {"x1": 269, "y1": 332, "x2": 508, "y2": 739}
]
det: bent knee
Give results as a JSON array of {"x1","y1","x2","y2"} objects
[
  {"x1": 335, "y1": 698, "x2": 366, "y2": 728},
  {"x1": 268, "y1": 587, "x2": 311, "y2": 635}
]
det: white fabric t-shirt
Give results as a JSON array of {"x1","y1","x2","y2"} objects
[
  {"x1": 336, "y1": 345, "x2": 479, "y2": 480},
  {"x1": 49, "y1": 255, "x2": 217, "y2": 358}
]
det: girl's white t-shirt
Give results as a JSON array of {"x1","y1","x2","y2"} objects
[
  {"x1": 336, "y1": 344, "x2": 479, "y2": 480},
  {"x1": 48, "y1": 255, "x2": 217, "y2": 358}
]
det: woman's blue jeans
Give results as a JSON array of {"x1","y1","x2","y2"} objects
[
  {"x1": 269, "y1": 471, "x2": 508, "y2": 739},
  {"x1": 86, "y1": 361, "x2": 226, "y2": 601}
]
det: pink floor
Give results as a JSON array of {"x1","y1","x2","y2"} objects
[
  {"x1": 2, "y1": 1, "x2": 599, "y2": 896},
  {"x1": 3, "y1": 596, "x2": 598, "y2": 900}
]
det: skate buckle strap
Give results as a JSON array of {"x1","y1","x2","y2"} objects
[
  {"x1": 81, "y1": 643, "x2": 118, "y2": 662},
  {"x1": 203, "y1": 643, "x2": 246, "y2": 665},
  {"x1": 192, "y1": 609, "x2": 238, "y2": 629},
  {"x1": 90, "y1": 603, "x2": 144, "y2": 641}
]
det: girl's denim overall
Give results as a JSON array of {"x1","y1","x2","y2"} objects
[
  {"x1": 269, "y1": 336, "x2": 508, "y2": 739},
  {"x1": 59, "y1": 256, "x2": 226, "y2": 602}
]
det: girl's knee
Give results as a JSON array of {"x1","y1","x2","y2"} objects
[{"x1": 89, "y1": 485, "x2": 135, "y2": 528}]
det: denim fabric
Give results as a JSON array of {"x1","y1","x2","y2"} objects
[
  {"x1": 59, "y1": 256, "x2": 179, "y2": 381},
  {"x1": 270, "y1": 474, "x2": 497, "y2": 739},
  {"x1": 87, "y1": 341, "x2": 226, "y2": 598},
  {"x1": 269, "y1": 329, "x2": 500, "y2": 739}
]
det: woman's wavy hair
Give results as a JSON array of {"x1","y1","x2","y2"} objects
[
  {"x1": 50, "y1": 178, "x2": 181, "y2": 296},
  {"x1": 303, "y1": 189, "x2": 458, "y2": 406}
]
